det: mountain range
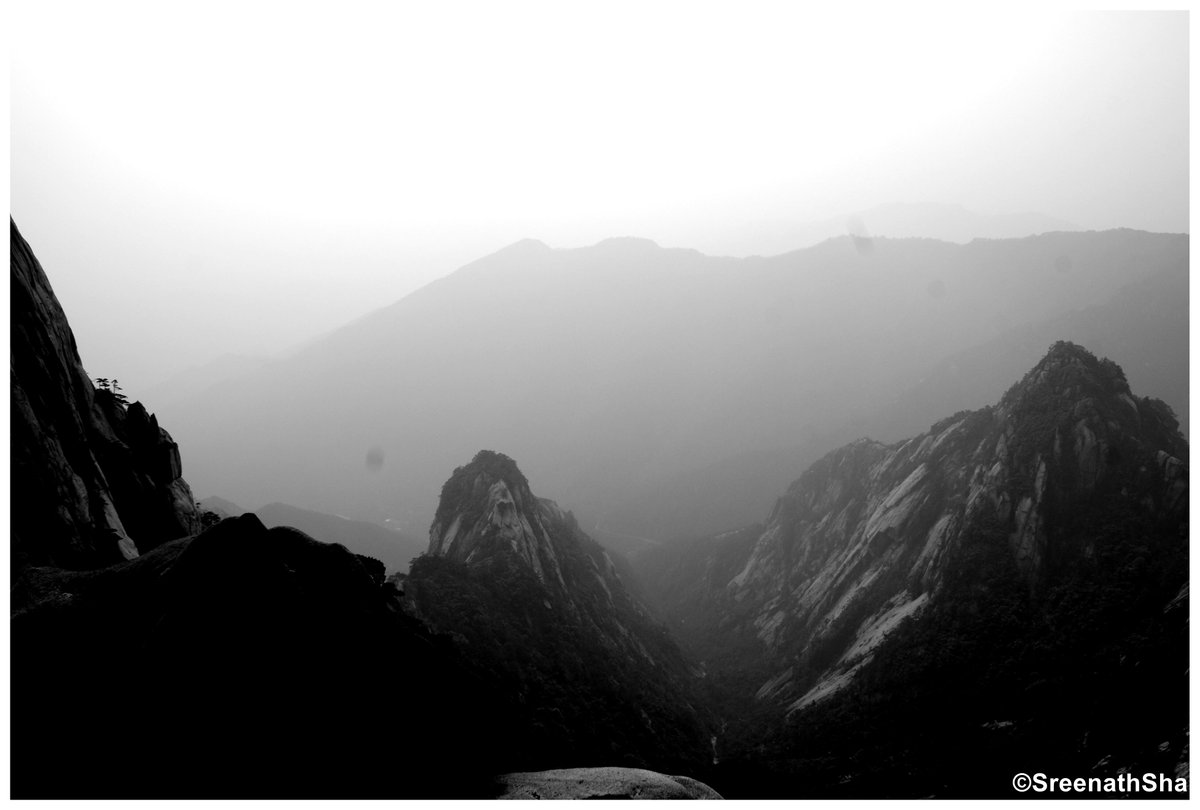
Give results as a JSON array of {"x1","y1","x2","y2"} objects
[
  {"x1": 156, "y1": 228, "x2": 1188, "y2": 552},
  {"x1": 10, "y1": 216, "x2": 1188, "y2": 798},
  {"x1": 198, "y1": 497, "x2": 425, "y2": 573},
  {"x1": 720, "y1": 202, "x2": 1080, "y2": 257}
]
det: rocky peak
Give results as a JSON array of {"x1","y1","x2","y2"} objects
[
  {"x1": 710, "y1": 342, "x2": 1187, "y2": 714},
  {"x1": 998, "y1": 340, "x2": 1131, "y2": 416},
  {"x1": 428, "y1": 450, "x2": 567, "y2": 587}
]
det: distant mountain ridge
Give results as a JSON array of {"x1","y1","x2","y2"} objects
[
  {"x1": 158, "y1": 229, "x2": 1188, "y2": 548},
  {"x1": 715, "y1": 202, "x2": 1081, "y2": 257},
  {"x1": 197, "y1": 497, "x2": 424, "y2": 574}
]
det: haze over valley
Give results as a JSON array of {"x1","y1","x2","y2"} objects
[{"x1": 9, "y1": 5, "x2": 1189, "y2": 801}]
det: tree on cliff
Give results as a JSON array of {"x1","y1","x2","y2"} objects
[{"x1": 93, "y1": 377, "x2": 129, "y2": 407}]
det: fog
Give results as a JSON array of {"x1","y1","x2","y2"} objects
[
  {"x1": 10, "y1": 5, "x2": 1188, "y2": 394},
  {"x1": 150, "y1": 230, "x2": 1187, "y2": 548},
  {"x1": 9, "y1": 7, "x2": 1193, "y2": 795}
]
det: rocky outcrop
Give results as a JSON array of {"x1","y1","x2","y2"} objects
[
  {"x1": 411, "y1": 450, "x2": 711, "y2": 777},
  {"x1": 429, "y1": 450, "x2": 571, "y2": 587},
  {"x1": 643, "y1": 343, "x2": 1187, "y2": 718},
  {"x1": 495, "y1": 767, "x2": 723, "y2": 799},
  {"x1": 427, "y1": 450, "x2": 652, "y2": 638},
  {"x1": 11, "y1": 218, "x2": 199, "y2": 574},
  {"x1": 732, "y1": 343, "x2": 1186, "y2": 711}
]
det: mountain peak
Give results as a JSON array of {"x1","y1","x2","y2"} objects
[
  {"x1": 591, "y1": 236, "x2": 661, "y2": 252},
  {"x1": 498, "y1": 238, "x2": 551, "y2": 254},
  {"x1": 428, "y1": 450, "x2": 563, "y2": 583},
  {"x1": 1000, "y1": 340, "x2": 1130, "y2": 413},
  {"x1": 455, "y1": 449, "x2": 531, "y2": 497}
]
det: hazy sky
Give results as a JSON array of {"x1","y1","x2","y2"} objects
[{"x1": 10, "y1": 3, "x2": 1189, "y2": 391}]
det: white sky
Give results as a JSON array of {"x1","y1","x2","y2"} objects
[{"x1": 9, "y1": 3, "x2": 1190, "y2": 391}]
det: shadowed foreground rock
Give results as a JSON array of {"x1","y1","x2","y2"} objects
[
  {"x1": 496, "y1": 767, "x2": 723, "y2": 799},
  {"x1": 11, "y1": 514, "x2": 510, "y2": 799}
]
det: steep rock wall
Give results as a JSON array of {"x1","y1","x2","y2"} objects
[{"x1": 11, "y1": 218, "x2": 199, "y2": 573}]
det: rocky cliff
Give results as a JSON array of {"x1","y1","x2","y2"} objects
[
  {"x1": 409, "y1": 450, "x2": 711, "y2": 774},
  {"x1": 721, "y1": 341, "x2": 1186, "y2": 711},
  {"x1": 11, "y1": 218, "x2": 200, "y2": 573},
  {"x1": 427, "y1": 450, "x2": 645, "y2": 628},
  {"x1": 636, "y1": 342, "x2": 1188, "y2": 796}
]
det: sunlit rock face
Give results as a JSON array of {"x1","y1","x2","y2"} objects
[
  {"x1": 429, "y1": 451, "x2": 569, "y2": 587},
  {"x1": 11, "y1": 219, "x2": 200, "y2": 573},
  {"x1": 663, "y1": 342, "x2": 1187, "y2": 714},
  {"x1": 413, "y1": 449, "x2": 712, "y2": 774},
  {"x1": 427, "y1": 450, "x2": 640, "y2": 616},
  {"x1": 494, "y1": 767, "x2": 723, "y2": 799}
]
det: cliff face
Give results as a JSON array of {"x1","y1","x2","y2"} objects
[
  {"x1": 639, "y1": 342, "x2": 1187, "y2": 710},
  {"x1": 722, "y1": 342, "x2": 1186, "y2": 710},
  {"x1": 11, "y1": 219, "x2": 199, "y2": 573},
  {"x1": 633, "y1": 342, "x2": 1187, "y2": 795},
  {"x1": 428, "y1": 451, "x2": 633, "y2": 614}
]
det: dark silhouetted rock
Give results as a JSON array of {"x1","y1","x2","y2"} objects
[
  {"x1": 12, "y1": 514, "x2": 511, "y2": 798},
  {"x1": 11, "y1": 218, "x2": 199, "y2": 574}
]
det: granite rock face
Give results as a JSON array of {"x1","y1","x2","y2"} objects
[
  {"x1": 412, "y1": 450, "x2": 711, "y2": 775},
  {"x1": 11, "y1": 218, "x2": 199, "y2": 574},
  {"x1": 641, "y1": 343, "x2": 1188, "y2": 717},
  {"x1": 495, "y1": 767, "x2": 723, "y2": 799},
  {"x1": 426, "y1": 450, "x2": 662, "y2": 647},
  {"x1": 733, "y1": 342, "x2": 1187, "y2": 711}
]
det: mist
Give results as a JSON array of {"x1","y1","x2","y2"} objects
[
  {"x1": 10, "y1": 4, "x2": 1192, "y2": 800},
  {"x1": 10, "y1": 6, "x2": 1188, "y2": 393}
]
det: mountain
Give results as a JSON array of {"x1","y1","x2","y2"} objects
[
  {"x1": 578, "y1": 247, "x2": 1188, "y2": 545},
  {"x1": 254, "y1": 501, "x2": 425, "y2": 573},
  {"x1": 141, "y1": 353, "x2": 271, "y2": 409},
  {"x1": 197, "y1": 494, "x2": 246, "y2": 517},
  {"x1": 158, "y1": 229, "x2": 1188, "y2": 548},
  {"x1": 11, "y1": 218, "x2": 200, "y2": 573},
  {"x1": 10, "y1": 219, "x2": 529, "y2": 797},
  {"x1": 635, "y1": 343, "x2": 1188, "y2": 797},
  {"x1": 405, "y1": 450, "x2": 711, "y2": 774},
  {"x1": 10, "y1": 220, "x2": 719, "y2": 798},
  {"x1": 865, "y1": 261, "x2": 1190, "y2": 442},
  {"x1": 727, "y1": 202, "x2": 1081, "y2": 257}
]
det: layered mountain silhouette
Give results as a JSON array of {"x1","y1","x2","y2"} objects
[
  {"x1": 254, "y1": 501, "x2": 425, "y2": 573},
  {"x1": 157, "y1": 229, "x2": 1187, "y2": 549},
  {"x1": 197, "y1": 497, "x2": 424, "y2": 573},
  {"x1": 9, "y1": 221, "x2": 715, "y2": 797},
  {"x1": 725, "y1": 202, "x2": 1080, "y2": 257},
  {"x1": 10, "y1": 216, "x2": 1186, "y2": 799},
  {"x1": 10, "y1": 220, "x2": 512, "y2": 797},
  {"x1": 637, "y1": 342, "x2": 1188, "y2": 797}
]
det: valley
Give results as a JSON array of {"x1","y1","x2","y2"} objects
[{"x1": 9, "y1": 218, "x2": 1189, "y2": 799}]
